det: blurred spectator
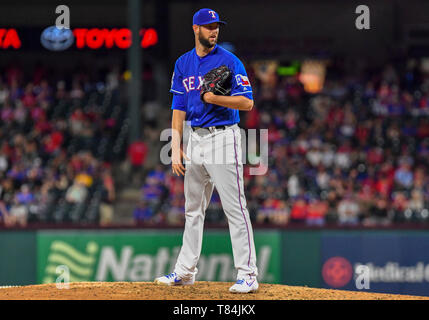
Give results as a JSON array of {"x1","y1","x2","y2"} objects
[
  {"x1": 0, "y1": 153, "x2": 8, "y2": 172},
  {"x1": 65, "y1": 181, "x2": 88, "y2": 204},
  {"x1": 166, "y1": 195, "x2": 185, "y2": 225},
  {"x1": 289, "y1": 197, "x2": 308, "y2": 223},
  {"x1": 0, "y1": 180, "x2": 12, "y2": 226},
  {"x1": 407, "y1": 189, "x2": 425, "y2": 213},
  {"x1": 394, "y1": 160, "x2": 414, "y2": 190},
  {"x1": 337, "y1": 194, "x2": 360, "y2": 225},
  {"x1": 22, "y1": 83, "x2": 36, "y2": 108},
  {"x1": 9, "y1": 185, "x2": 33, "y2": 227},
  {"x1": 315, "y1": 165, "x2": 330, "y2": 191},
  {"x1": 134, "y1": 200, "x2": 155, "y2": 223},
  {"x1": 70, "y1": 108, "x2": 86, "y2": 136},
  {"x1": 257, "y1": 198, "x2": 289, "y2": 225},
  {"x1": 0, "y1": 79, "x2": 9, "y2": 105},
  {"x1": 374, "y1": 172, "x2": 393, "y2": 199},
  {"x1": 99, "y1": 167, "x2": 115, "y2": 226},
  {"x1": 74, "y1": 172, "x2": 93, "y2": 188},
  {"x1": 127, "y1": 140, "x2": 148, "y2": 186},
  {"x1": 272, "y1": 200, "x2": 289, "y2": 225},
  {"x1": 70, "y1": 80, "x2": 84, "y2": 99},
  {"x1": 15, "y1": 184, "x2": 34, "y2": 205},
  {"x1": 9, "y1": 202, "x2": 28, "y2": 226},
  {"x1": 306, "y1": 197, "x2": 328, "y2": 226},
  {"x1": 287, "y1": 173, "x2": 300, "y2": 198},
  {"x1": 364, "y1": 196, "x2": 391, "y2": 226},
  {"x1": 0, "y1": 200, "x2": 11, "y2": 226}
]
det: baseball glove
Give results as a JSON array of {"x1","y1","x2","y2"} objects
[{"x1": 200, "y1": 65, "x2": 232, "y2": 102}]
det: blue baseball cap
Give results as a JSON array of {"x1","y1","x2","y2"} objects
[{"x1": 193, "y1": 8, "x2": 227, "y2": 26}]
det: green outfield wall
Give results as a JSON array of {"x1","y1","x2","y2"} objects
[
  {"x1": 0, "y1": 231, "x2": 37, "y2": 286},
  {"x1": 281, "y1": 231, "x2": 321, "y2": 287}
]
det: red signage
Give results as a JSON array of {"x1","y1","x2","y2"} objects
[
  {"x1": 0, "y1": 29, "x2": 21, "y2": 49},
  {"x1": 73, "y1": 28, "x2": 158, "y2": 49},
  {"x1": 322, "y1": 256, "x2": 353, "y2": 288},
  {"x1": 0, "y1": 27, "x2": 158, "y2": 50}
]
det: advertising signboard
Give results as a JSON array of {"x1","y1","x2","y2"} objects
[{"x1": 37, "y1": 230, "x2": 281, "y2": 284}]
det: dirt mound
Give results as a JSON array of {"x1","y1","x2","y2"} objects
[{"x1": 0, "y1": 282, "x2": 427, "y2": 300}]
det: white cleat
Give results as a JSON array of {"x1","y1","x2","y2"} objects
[
  {"x1": 229, "y1": 276, "x2": 259, "y2": 293},
  {"x1": 154, "y1": 272, "x2": 195, "y2": 286}
]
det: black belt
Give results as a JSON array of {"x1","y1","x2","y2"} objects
[{"x1": 191, "y1": 125, "x2": 229, "y2": 131}]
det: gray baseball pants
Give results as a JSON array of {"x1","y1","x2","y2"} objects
[{"x1": 174, "y1": 124, "x2": 258, "y2": 280}]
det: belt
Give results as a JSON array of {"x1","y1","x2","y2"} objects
[{"x1": 191, "y1": 125, "x2": 231, "y2": 133}]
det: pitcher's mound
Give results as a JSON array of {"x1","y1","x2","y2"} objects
[{"x1": 0, "y1": 282, "x2": 427, "y2": 300}]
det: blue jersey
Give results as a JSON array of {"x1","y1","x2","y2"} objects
[{"x1": 170, "y1": 44, "x2": 253, "y2": 127}]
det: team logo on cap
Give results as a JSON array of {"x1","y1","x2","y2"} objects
[
  {"x1": 208, "y1": 10, "x2": 216, "y2": 18},
  {"x1": 236, "y1": 74, "x2": 250, "y2": 87}
]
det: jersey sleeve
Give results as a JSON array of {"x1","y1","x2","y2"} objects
[
  {"x1": 230, "y1": 59, "x2": 253, "y2": 99},
  {"x1": 170, "y1": 59, "x2": 187, "y2": 111},
  {"x1": 170, "y1": 60, "x2": 185, "y2": 95},
  {"x1": 171, "y1": 93, "x2": 186, "y2": 112}
]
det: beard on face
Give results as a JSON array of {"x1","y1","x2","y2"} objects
[{"x1": 198, "y1": 32, "x2": 216, "y2": 49}]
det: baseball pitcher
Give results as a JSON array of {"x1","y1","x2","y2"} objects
[{"x1": 154, "y1": 8, "x2": 258, "y2": 293}]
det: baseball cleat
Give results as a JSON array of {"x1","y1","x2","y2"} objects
[
  {"x1": 154, "y1": 272, "x2": 195, "y2": 286},
  {"x1": 229, "y1": 276, "x2": 259, "y2": 293}
]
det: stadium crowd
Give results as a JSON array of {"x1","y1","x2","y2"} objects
[
  {"x1": 134, "y1": 56, "x2": 429, "y2": 227},
  {"x1": 1, "y1": 55, "x2": 429, "y2": 228},
  {"x1": 0, "y1": 62, "x2": 121, "y2": 227}
]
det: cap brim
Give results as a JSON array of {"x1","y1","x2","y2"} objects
[{"x1": 198, "y1": 20, "x2": 227, "y2": 26}]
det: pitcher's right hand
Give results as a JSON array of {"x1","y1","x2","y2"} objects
[{"x1": 172, "y1": 148, "x2": 189, "y2": 176}]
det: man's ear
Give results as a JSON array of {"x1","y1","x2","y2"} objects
[{"x1": 192, "y1": 24, "x2": 199, "y2": 34}]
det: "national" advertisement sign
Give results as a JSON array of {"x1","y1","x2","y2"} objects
[{"x1": 37, "y1": 230, "x2": 281, "y2": 284}]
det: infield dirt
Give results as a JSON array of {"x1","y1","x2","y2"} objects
[{"x1": 0, "y1": 281, "x2": 428, "y2": 300}]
